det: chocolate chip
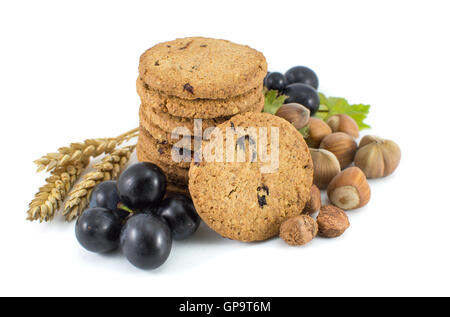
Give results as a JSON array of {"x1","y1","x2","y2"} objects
[
  {"x1": 200, "y1": 44, "x2": 207, "y2": 47},
  {"x1": 179, "y1": 40, "x2": 193, "y2": 50},
  {"x1": 257, "y1": 194, "x2": 267, "y2": 208},
  {"x1": 166, "y1": 45, "x2": 171, "y2": 48},
  {"x1": 183, "y1": 83, "x2": 194, "y2": 94},
  {"x1": 154, "y1": 60, "x2": 160, "y2": 66},
  {"x1": 143, "y1": 82, "x2": 149, "y2": 90}
]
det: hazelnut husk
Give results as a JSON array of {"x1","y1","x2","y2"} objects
[
  {"x1": 309, "y1": 148, "x2": 341, "y2": 189},
  {"x1": 354, "y1": 135, "x2": 401, "y2": 178},
  {"x1": 303, "y1": 185, "x2": 322, "y2": 214},
  {"x1": 320, "y1": 132, "x2": 357, "y2": 169},
  {"x1": 305, "y1": 118, "x2": 332, "y2": 148},
  {"x1": 275, "y1": 103, "x2": 310, "y2": 130},
  {"x1": 317, "y1": 205, "x2": 350, "y2": 238},
  {"x1": 280, "y1": 215, "x2": 318, "y2": 246},
  {"x1": 327, "y1": 167, "x2": 371, "y2": 210},
  {"x1": 326, "y1": 114, "x2": 359, "y2": 138}
]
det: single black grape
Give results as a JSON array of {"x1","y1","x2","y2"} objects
[
  {"x1": 117, "y1": 162, "x2": 166, "y2": 211},
  {"x1": 265, "y1": 72, "x2": 287, "y2": 91},
  {"x1": 285, "y1": 66, "x2": 319, "y2": 89},
  {"x1": 155, "y1": 195, "x2": 201, "y2": 240},
  {"x1": 120, "y1": 214, "x2": 172, "y2": 270},
  {"x1": 75, "y1": 207, "x2": 122, "y2": 253},
  {"x1": 284, "y1": 83, "x2": 320, "y2": 116},
  {"x1": 89, "y1": 180, "x2": 120, "y2": 211}
]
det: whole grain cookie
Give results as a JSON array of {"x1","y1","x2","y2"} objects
[
  {"x1": 138, "y1": 37, "x2": 267, "y2": 99},
  {"x1": 188, "y1": 112, "x2": 313, "y2": 242},
  {"x1": 136, "y1": 139, "x2": 189, "y2": 184},
  {"x1": 140, "y1": 96, "x2": 263, "y2": 136},
  {"x1": 137, "y1": 77, "x2": 263, "y2": 119},
  {"x1": 138, "y1": 126, "x2": 191, "y2": 168}
]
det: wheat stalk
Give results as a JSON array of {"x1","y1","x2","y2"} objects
[
  {"x1": 27, "y1": 161, "x2": 88, "y2": 222},
  {"x1": 63, "y1": 145, "x2": 135, "y2": 221},
  {"x1": 34, "y1": 128, "x2": 139, "y2": 173}
]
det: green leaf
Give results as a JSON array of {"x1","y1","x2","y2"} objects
[
  {"x1": 263, "y1": 90, "x2": 288, "y2": 115},
  {"x1": 315, "y1": 92, "x2": 371, "y2": 130}
]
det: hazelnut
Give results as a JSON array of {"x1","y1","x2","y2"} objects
[
  {"x1": 302, "y1": 185, "x2": 321, "y2": 214},
  {"x1": 326, "y1": 114, "x2": 359, "y2": 138},
  {"x1": 327, "y1": 167, "x2": 371, "y2": 210},
  {"x1": 354, "y1": 135, "x2": 401, "y2": 178},
  {"x1": 305, "y1": 118, "x2": 332, "y2": 148},
  {"x1": 275, "y1": 103, "x2": 310, "y2": 130},
  {"x1": 317, "y1": 205, "x2": 350, "y2": 238},
  {"x1": 320, "y1": 132, "x2": 357, "y2": 169},
  {"x1": 309, "y1": 148, "x2": 341, "y2": 189},
  {"x1": 280, "y1": 215, "x2": 318, "y2": 246}
]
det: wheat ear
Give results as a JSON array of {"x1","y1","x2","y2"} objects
[
  {"x1": 34, "y1": 128, "x2": 139, "y2": 173},
  {"x1": 27, "y1": 161, "x2": 88, "y2": 222},
  {"x1": 63, "y1": 145, "x2": 135, "y2": 221}
]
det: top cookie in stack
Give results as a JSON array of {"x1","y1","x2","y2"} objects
[{"x1": 136, "y1": 37, "x2": 267, "y2": 192}]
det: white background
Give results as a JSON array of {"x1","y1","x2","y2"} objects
[{"x1": 1, "y1": 0, "x2": 449, "y2": 297}]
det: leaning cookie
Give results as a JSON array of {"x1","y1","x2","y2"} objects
[
  {"x1": 189, "y1": 112, "x2": 313, "y2": 242},
  {"x1": 138, "y1": 37, "x2": 267, "y2": 100}
]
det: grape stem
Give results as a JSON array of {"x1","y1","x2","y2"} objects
[{"x1": 117, "y1": 203, "x2": 134, "y2": 214}]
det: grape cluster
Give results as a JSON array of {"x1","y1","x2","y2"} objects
[
  {"x1": 75, "y1": 162, "x2": 200, "y2": 270},
  {"x1": 264, "y1": 66, "x2": 320, "y2": 115}
]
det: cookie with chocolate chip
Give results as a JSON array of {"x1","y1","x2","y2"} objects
[
  {"x1": 138, "y1": 37, "x2": 267, "y2": 100},
  {"x1": 137, "y1": 77, "x2": 264, "y2": 119},
  {"x1": 188, "y1": 112, "x2": 313, "y2": 242}
]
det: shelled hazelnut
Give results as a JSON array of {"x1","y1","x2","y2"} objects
[
  {"x1": 316, "y1": 205, "x2": 350, "y2": 238},
  {"x1": 320, "y1": 132, "x2": 357, "y2": 169},
  {"x1": 302, "y1": 185, "x2": 321, "y2": 214},
  {"x1": 305, "y1": 118, "x2": 332, "y2": 148},
  {"x1": 327, "y1": 167, "x2": 371, "y2": 210},
  {"x1": 309, "y1": 148, "x2": 341, "y2": 189},
  {"x1": 326, "y1": 114, "x2": 359, "y2": 138},
  {"x1": 354, "y1": 135, "x2": 401, "y2": 178}
]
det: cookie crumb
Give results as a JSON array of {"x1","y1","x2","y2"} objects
[
  {"x1": 302, "y1": 185, "x2": 321, "y2": 215},
  {"x1": 317, "y1": 205, "x2": 349, "y2": 238},
  {"x1": 280, "y1": 215, "x2": 318, "y2": 246}
]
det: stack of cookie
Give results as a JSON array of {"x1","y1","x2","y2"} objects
[{"x1": 136, "y1": 37, "x2": 267, "y2": 194}]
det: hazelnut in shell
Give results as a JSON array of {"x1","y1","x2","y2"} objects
[
  {"x1": 309, "y1": 148, "x2": 341, "y2": 189},
  {"x1": 280, "y1": 215, "x2": 318, "y2": 246},
  {"x1": 275, "y1": 103, "x2": 310, "y2": 130},
  {"x1": 326, "y1": 114, "x2": 359, "y2": 138},
  {"x1": 327, "y1": 167, "x2": 371, "y2": 210},
  {"x1": 354, "y1": 135, "x2": 401, "y2": 178},
  {"x1": 302, "y1": 185, "x2": 322, "y2": 214},
  {"x1": 317, "y1": 205, "x2": 350, "y2": 238},
  {"x1": 306, "y1": 117, "x2": 332, "y2": 148},
  {"x1": 320, "y1": 132, "x2": 357, "y2": 169}
]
